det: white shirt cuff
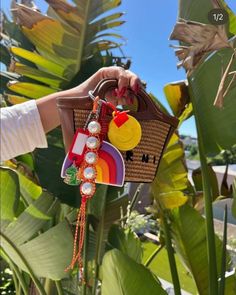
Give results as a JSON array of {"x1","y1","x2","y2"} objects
[{"x1": 0, "y1": 100, "x2": 48, "y2": 161}]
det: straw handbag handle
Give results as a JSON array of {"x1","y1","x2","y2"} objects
[
  {"x1": 92, "y1": 78, "x2": 177, "y2": 124},
  {"x1": 57, "y1": 78, "x2": 175, "y2": 124}
]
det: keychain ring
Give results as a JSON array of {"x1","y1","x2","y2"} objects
[{"x1": 88, "y1": 90, "x2": 96, "y2": 101}]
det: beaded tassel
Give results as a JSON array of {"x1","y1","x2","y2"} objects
[{"x1": 65, "y1": 97, "x2": 101, "y2": 283}]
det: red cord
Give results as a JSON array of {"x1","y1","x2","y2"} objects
[{"x1": 65, "y1": 196, "x2": 88, "y2": 284}]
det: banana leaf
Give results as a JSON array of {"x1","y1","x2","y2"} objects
[
  {"x1": 34, "y1": 128, "x2": 81, "y2": 207},
  {"x1": 170, "y1": 204, "x2": 231, "y2": 295},
  {"x1": 225, "y1": 273, "x2": 236, "y2": 295},
  {"x1": 5, "y1": 94, "x2": 29, "y2": 104},
  {"x1": 86, "y1": 189, "x2": 129, "y2": 262},
  {"x1": 152, "y1": 133, "x2": 190, "y2": 209},
  {"x1": 15, "y1": 153, "x2": 35, "y2": 170},
  {"x1": 101, "y1": 249, "x2": 167, "y2": 295},
  {"x1": 3, "y1": 193, "x2": 59, "y2": 245},
  {"x1": 188, "y1": 47, "x2": 236, "y2": 154},
  {"x1": 13, "y1": 62, "x2": 66, "y2": 89},
  {"x1": 0, "y1": 167, "x2": 20, "y2": 221},
  {"x1": 10, "y1": 47, "x2": 66, "y2": 78},
  {"x1": 164, "y1": 80, "x2": 190, "y2": 116},
  {"x1": 192, "y1": 164, "x2": 219, "y2": 199},
  {"x1": 9, "y1": 0, "x2": 124, "y2": 84},
  {"x1": 17, "y1": 171, "x2": 42, "y2": 203},
  {"x1": 7, "y1": 81, "x2": 56, "y2": 99},
  {"x1": 232, "y1": 180, "x2": 236, "y2": 219},
  {"x1": 2, "y1": 11, "x2": 35, "y2": 54},
  {"x1": 164, "y1": 81, "x2": 193, "y2": 125},
  {"x1": 0, "y1": 43, "x2": 11, "y2": 66},
  {"x1": 107, "y1": 224, "x2": 142, "y2": 263},
  {"x1": 177, "y1": 0, "x2": 236, "y2": 154},
  {"x1": 222, "y1": 1, "x2": 236, "y2": 35},
  {"x1": 178, "y1": 0, "x2": 235, "y2": 36},
  {"x1": 1, "y1": 164, "x2": 42, "y2": 204},
  {"x1": 1, "y1": 193, "x2": 73, "y2": 280},
  {"x1": 90, "y1": 187, "x2": 129, "y2": 263},
  {"x1": 149, "y1": 93, "x2": 191, "y2": 209}
]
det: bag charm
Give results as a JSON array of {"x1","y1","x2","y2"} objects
[
  {"x1": 64, "y1": 97, "x2": 102, "y2": 280},
  {"x1": 62, "y1": 96, "x2": 125, "y2": 281},
  {"x1": 107, "y1": 102, "x2": 142, "y2": 151}
]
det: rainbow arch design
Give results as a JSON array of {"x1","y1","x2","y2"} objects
[
  {"x1": 96, "y1": 141, "x2": 124, "y2": 187},
  {"x1": 61, "y1": 141, "x2": 125, "y2": 187}
]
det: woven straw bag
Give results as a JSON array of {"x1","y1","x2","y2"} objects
[{"x1": 57, "y1": 79, "x2": 178, "y2": 183}]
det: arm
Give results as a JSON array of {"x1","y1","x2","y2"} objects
[{"x1": 0, "y1": 67, "x2": 141, "y2": 161}]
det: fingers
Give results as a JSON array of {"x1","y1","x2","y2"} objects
[
  {"x1": 99, "y1": 66, "x2": 142, "y2": 94},
  {"x1": 98, "y1": 66, "x2": 142, "y2": 106},
  {"x1": 126, "y1": 70, "x2": 142, "y2": 94}
]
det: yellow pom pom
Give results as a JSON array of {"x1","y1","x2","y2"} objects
[{"x1": 108, "y1": 115, "x2": 142, "y2": 151}]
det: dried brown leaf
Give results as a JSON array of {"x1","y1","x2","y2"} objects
[
  {"x1": 214, "y1": 50, "x2": 236, "y2": 108},
  {"x1": 211, "y1": 0, "x2": 224, "y2": 9},
  {"x1": 20, "y1": 0, "x2": 40, "y2": 11},
  {"x1": 11, "y1": 2, "x2": 49, "y2": 28},
  {"x1": 170, "y1": 20, "x2": 231, "y2": 73},
  {"x1": 45, "y1": 0, "x2": 79, "y2": 14}
]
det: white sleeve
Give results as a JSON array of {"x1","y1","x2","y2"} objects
[{"x1": 0, "y1": 100, "x2": 48, "y2": 161}]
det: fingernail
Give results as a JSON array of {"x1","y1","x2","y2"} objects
[
  {"x1": 134, "y1": 83, "x2": 140, "y2": 94},
  {"x1": 112, "y1": 89, "x2": 118, "y2": 97},
  {"x1": 127, "y1": 97, "x2": 132, "y2": 105},
  {"x1": 118, "y1": 87, "x2": 127, "y2": 98}
]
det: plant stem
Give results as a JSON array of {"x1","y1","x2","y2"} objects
[
  {"x1": 92, "y1": 201, "x2": 106, "y2": 295},
  {"x1": 219, "y1": 205, "x2": 228, "y2": 295},
  {"x1": 129, "y1": 183, "x2": 143, "y2": 212},
  {"x1": 10, "y1": 264, "x2": 28, "y2": 295},
  {"x1": 197, "y1": 124, "x2": 219, "y2": 294},
  {"x1": 9, "y1": 264, "x2": 19, "y2": 293},
  {"x1": 1, "y1": 232, "x2": 47, "y2": 295},
  {"x1": 1, "y1": 249, "x2": 28, "y2": 295},
  {"x1": 188, "y1": 81, "x2": 219, "y2": 294},
  {"x1": 144, "y1": 244, "x2": 164, "y2": 267},
  {"x1": 44, "y1": 278, "x2": 55, "y2": 294},
  {"x1": 18, "y1": 284, "x2": 22, "y2": 295},
  {"x1": 14, "y1": 268, "x2": 27, "y2": 295},
  {"x1": 162, "y1": 213, "x2": 182, "y2": 295},
  {"x1": 55, "y1": 280, "x2": 64, "y2": 295}
]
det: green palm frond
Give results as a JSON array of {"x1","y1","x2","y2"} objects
[{"x1": 1, "y1": 0, "x2": 125, "y2": 98}]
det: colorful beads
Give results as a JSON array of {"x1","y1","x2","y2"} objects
[{"x1": 79, "y1": 120, "x2": 101, "y2": 198}]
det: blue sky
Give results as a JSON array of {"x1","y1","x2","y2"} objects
[{"x1": 2, "y1": 1, "x2": 236, "y2": 137}]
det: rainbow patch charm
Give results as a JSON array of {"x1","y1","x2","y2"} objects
[
  {"x1": 61, "y1": 141, "x2": 125, "y2": 187},
  {"x1": 96, "y1": 141, "x2": 125, "y2": 187}
]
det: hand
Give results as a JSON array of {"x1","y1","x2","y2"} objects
[
  {"x1": 72, "y1": 66, "x2": 142, "y2": 105},
  {"x1": 37, "y1": 66, "x2": 141, "y2": 133}
]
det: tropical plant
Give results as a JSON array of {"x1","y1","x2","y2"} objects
[
  {"x1": 165, "y1": 0, "x2": 236, "y2": 294},
  {"x1": 1, "y1": 0, "x2": 236, "y2": 295}
]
